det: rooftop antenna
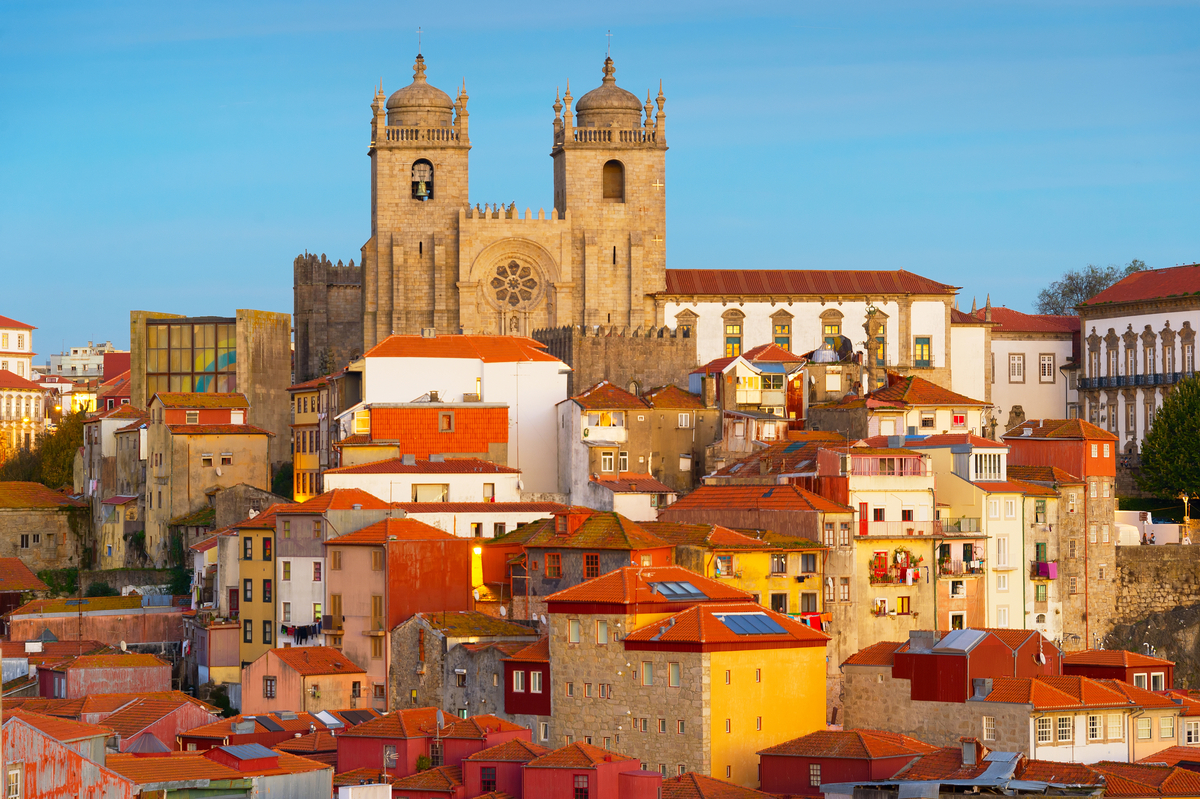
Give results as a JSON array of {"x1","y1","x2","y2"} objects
[{"x1": 606, "y1": 29, "x2": 612, "y2": 57}]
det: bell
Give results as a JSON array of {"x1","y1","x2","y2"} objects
[{"x1": 414, "y1": 181, "x2": 429, "y2": 200}]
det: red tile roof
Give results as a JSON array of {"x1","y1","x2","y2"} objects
[
  {"x1": 181, "y1": 710, "x2": 341, "y2": 739},
  {"x1": 1002, "y1": 418, "x2": 1118, "y2": 441},
  {"x1": 1091, "y1": 761, "x2": 1200, "y2": 797},
  {"x1": 663, "y1": 483, "x2": 852, "y2": 514},
  {"x1": 870, "y1": 374, "x2": 987, "y2": 407},
  {"x1": 662, "y1": 772, "x2": 776, "y2": 798},
  {"x1": 107, "y1": 749, "x2": 329, "y2": 784},
  {"x1": 1005, "y1": 464, "x2": 1084, "y2": 484},
  {"x1": 1095, "y1": 679, "x2": 1180, "y2": 708},
  {"x1": 284, "y1": 488, "x2": 391, "y2": 513},
  {"x1": 842, "y1": 641, "x2": 905, "y2": 667},
  {"x1": 526, "y1": 741, "x2": 639, "y2": 769},
  {"x1": 974, "y1": 479, "x2": 1059, "y2": 497},
  {"x1": 984, "y1": 675, "x2": 1134, "y2": 710},
  {"x1": 591, "y1": 473, "x2": 676, "y2": 494},
  {"x1": 757, "y1": 729, "x2": 938, "y2": 759},
  {"x1": 965, "y1": 306, "x2": 1080, "y2": 334},
  {"x1": 866, "y1": 433, "x2": 1004, "y2": 449},
  {"x1": 333, "y1": 768, "x2": 395, "y2": 786},
  {"x1": 640, "y1": 522, "x2": 821, "y2": 551},
  {"x1": 166, "y1": 423, "x2": 272, "y2": 436},
  {"x1": 153, "y1": 392, "x2": 249, "y2": 409},
  {"x1": 324, "y1": 456, "x2": 518, "y2": 475},
  {"x1": 466, "y1": 738, "x2": 551, "y2": 762},
  {"x1": 394, "y1": 501, "x2": 566, "y2": 514},
  {"x1": 10, "y1": 594, "x2": 146, "y2": 615},
  {"x1": 5, "y1": 708, "x2": 112, "y2": 742},
  {"x1": 896, "y1": 744, "x2": 1101, "y2": 785},
  {"x1": 101, "y1": 698, "x2": 198, "y2": 739},
  {"x1": 570, "y1": 380, "x2": 650, "y2": 411},
  {"x1": 287, "y1": 376, "x2": 328, "y2": 391},
  {"x1": 364, "y1": 334, "x2": 560, "y2": 362},
  {"x1": 643, "y1": 384, "x2": 706, "y2": 409},
  {"x1": 707, "y1": 440, "x2": 824, "y2": 479},
  {"x1": 518, "y1": 511, "x2": 671, "y2": 551},
  {"x1": 367, "y1": 405, "x2": 509, "y2": 450},
  {"x1": 439, "y1": 714, "x2": 527, "y2": 740},
  {"x1": 1137, "y1": 746, "x2": 1200, "y2": 767},
  {"x1": 1064, "y1": 649, "x2": 1175, "y2": 669},
  {"x1": 391, "y1": 764, "x2": 462, "y2": 791},
  {"x1": 327, "y1": 517, "x2": 458, "y2": 545},
  {"x1": 742, "y1": 342, "x2": 804, "y2": 362},
  {"x1": 503, "y1": 637, "x2": 549, "y2": 663},
  {"x1": 269, "y1": 646, "x2": 366, "y2": 676},
  {"x1": 547, "y1": 565, "x2": 754, "y2": 606},
  {"x1": 623, "y1": 602, "x2": 829, "y2": 648},
  {"x1": 339, "y1": 707, "x2": 442, "y2": 739},
  {"x1": 1080, "y1": 264, "x2": 1200, "y2": 307},
  {"x1": 6, "y1": 691, "x2": 216, "y2": 718},
  {"x1": 0, "y1": 482, "x2": 86, "y2": 509},
  {"x1": 0, "y1": 370, "x2": 46, "y2": 391},
  {"x1": 274, "y1": 730, "x2": 338, "y2": 753},
  {"x1": 662, "y1": 269, "x2": 957, "y2": 297},
  {"x1": 61, "y1": 653, "x2": 168, "y2": 670},
  {"x1": 0, "y1": 315, "x2": 35, "y2": 329},
  {"x1": 0, "y1": 558, "x2": 49, "y2": 592}
]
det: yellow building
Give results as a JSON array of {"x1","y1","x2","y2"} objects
[
  {"x1": 288, "y1": 376, "x2": 327, "y2": 502},
  {"x1": 234, "y1": 511, "x2": 278, "y2": 668},
  {"x1": 643, "y1": 521, "x2": 827, "y2": 619}
]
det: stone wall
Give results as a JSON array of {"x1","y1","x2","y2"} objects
[
  {"x1": 293, "y1": 253, "x2": 364, "y2": 383},
  {"x1": 390, "y1": 617, "x2": 446, "y2": 712},
  {"x1": 79, "y1": 568, "x2": 172, "y2": 594},
  {"x1": 0, "y1": 507, "x2": 86, "y2": 571},
  {"x1": 1115, "y1": 546, "x2": 1200, "y2": 623},
  {"x1": 534, "y1": 325, "x2": 697, "y2": 396}
]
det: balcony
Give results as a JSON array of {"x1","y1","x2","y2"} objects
[
  {"x1": 582, "y1": 425, "x2": 626, "y2": 443},
  {"x1": 1080, "y1": 372, "x2": 1194, "y2": 390},
  {"x1": 735, "y1": 389, "x2": 762, "y2": 405},
  {"x1": 941, "y1": 517, "x2": 982, "y2": 533},
  {"x1": 861, "y1": 521, "x2": 943, "y2": 537},
  {"x1": 1030, "y1": 560, "x2": 1059, "y2": 580},
  {"x1": 938, "y1": 559, "x2": 986, "y2": 576},
  {"x1": 869, "y1": 565, "x2": 924, "y2": 585}
]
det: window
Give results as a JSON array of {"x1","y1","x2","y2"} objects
[
  {"x1": 725, "y1": 323, "x2": 742, "y2": 357},
  {"x1": 331, "y1": 549, "x2": 342, "y2": 570},
  {"x1": 914, "y1": 336, "x2": 932, "y2": 368},
  {"x1": 1089, "y1": 715, "x2": 1102, "y2": 740},
  {"x1": 1138, "y1": 717, "x2": 1152, "y2": 739},
  {"x1": 262, "y1": 537, "x2": 271, "y2": 560},
  {"x1": 539, "y1": 722, "x2": 549, "y2": 741},
  {"x1": 997, "y1": 574, "x2": 1008, "y2": 592},
  {"x1": 371, "y1": 550, "x2": 384, "y2": 571},
  {"x1": 584, "y1": 553, "x2": 600, "y2": 579},
  {"x1": 7, "y1": 767, "x2": 20, "y2": 799},
  {"x1": 244, "y1": 620, "x2": 253, "y2": 642},
  {"x1": 669, "y1": 661, "x2": 681, "y2": 687},
  {"x1": 531, "y1": 670, "x2": 543, "y2": 693},
  {"x1": 988, "y1": 499, "x2": 1000, "y2": 519},
  {"x1": 601, "y1": 451, "x2": 614, "y2": 472},
  {"x1": 997, "y1": 606, "x2": 1009, "y2": 628},
  {"x1": 264, "y1": 676, "x2": 276, "y2": 698},
  {"x1": 596, "y1": 620, "x2": 608, "y2": 645},
  {"x1": 1134, "y1": 673, "x2": 1148, "y2": 689},
  {"x1": 243, "y1": 579, "x2": 253, "y2": 602},
  {"x1": 770, "y1": 553, "x2": 787, "y2": 575},
  {"x1": 1187, "y1": 721, "x2": 1200, "y2": 744},
  {"x1": 839, "y1": 577, "x2": 850, "y2": 601},
  {"x1": 1010, "y1": 354, "x2": 1025, "y2": 382},
  {"x1": 1040, "y1": 354, "x2": 1055, "y2": 381},
  {"x1": 263, "y1": 579, "x2": 272, "y2": 603},
  {"x1": 1004, "y1": 499, "x2": 1016, "y2": 518},
  {"x1": 840, "y1": 523, "x2": 850, "y2": 546},
  {"x1": 574, "y1": 774, "x2": 590, "y2": 799},
  {"x1": 313, "y1": 562, "x2": 322, "y2": 581},
  {"x1": 546, "y1": 553, "x2": 562, "y2": 578},
  {"x1": 810, "y1": 763, "x2": 822, "y2": 787},
  {"x1": 186, "y1": 410, "x2": 200, "y2": 424},
  {"x1": 1069, "y1": 576, "x2": 1078, "y2": 594},
  {"x1": 997, "y1": 536, "x2": 1009, "y2": 567},
  {"x1": 897, "y1": 596, "x2": 911, "y2": 615},
  {"x1": 244, "y1": 537, "x2": 253, "y2": 560},
  {"x1": 873, "y1": 507, "x2": 885, "y2": 522},
  {"x1": 569, "y1": 619, "x2": 581, "y2": 643},
  {"x1": 1035, "y1": 584, "x2": 1047, "y2": 602},
  {"x1": 18, "y1": 535, "x2": 28, "y2": 550},
  {"x1": 1161, "y1": 716, "x2": 1175, "y2": 739},
  {"x1": 513, "y1": 670, "x2": 525, "y2": 692},
  {"x1": 221, "y1": 455, "x2": 233, "y2": 466},
  {"x1": 618, "y1": 451, "x2": 629, "y2": 472},
  {"x1": 566, "y1": 682, "x2": 574, "y2": 697},
  {"x1": 201, "y1": 454, "x2": 213, "y2": 467},
  {"x1": 1036, "y1": 717, "x2": 1052, "y2": 743},
  {"x1": 642, "y1": 661, "x2": 654, "y2": 686},
  {"x1": 725, "y1": 719, "x2": 731, "y2": 733},
  {"x1": 1152, "y1": 673, "x2": 1166, "y2": 691},
  {"x1": 1107, "y1": 714, "x2": 1120, "y2": 740},
  {"x1": 282, "y1": 602, "x2": 291, "y2": 623},
  {"x1": 263, "y1": 620, "x2": 272, "y2": 645},
  {"x1": 480, "y1": 766, "x2": 497, "y2": 792},
  {"x1": 1059, "y1": 716, "x2": 1073, "y2": 742},
  {"x1": 370, "y1": 636, "x2": 384, "y2": 659}
]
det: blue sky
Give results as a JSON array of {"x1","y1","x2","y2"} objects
[{"x1": 2, "y1": 1, "x2": 1197, "y2": 357}]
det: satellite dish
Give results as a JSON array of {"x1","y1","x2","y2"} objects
[
  {"x1": 1036, "y1": 652, "x2": 1046, "y2": 665},
  {"x1": 540, "y1": 615, "x2": 547, "y2": 625},
  {"x1": 499, "y1": 606, "x2": 507, "y2": 617},
  {"x1": 120, "y1": 640, "x2": 127, "y2": 652},
  {"x1": 436, "y1": 710, "x2": 445, "y2": 730},
  {"x1": 384, "y1": 748, "x2": 397, "y2": 766},
  {"x1": 473, "y1": 589, "x2": 480, "y2": 601}
]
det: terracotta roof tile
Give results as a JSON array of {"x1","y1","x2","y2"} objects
[
  {"x1": 1005, "y1": 464, "x2": 1084, "y2": 484},
  {"x1": 521, "y1": 511, "x2": 672, "y2": 551},
  {"x1": 758, "y1": 729, "x2": 937, "y2": 760},
  {"x1": 643, "y1": 384, "x2": 706, "y2": 409},
  {"x1": 391, "y1": 764, "x2": 461, "y2": 791},
  {"x1": 0, "y1": 482, "x2": 86, "y2": 509},
  {"x1": 166, "y1": 423, "x2": 272, "y2": 436},
  {"x1": 365, "y1": 334, "x2": 560, "y2": 362},
  {"x1": 466, "y1": 738, "x2": 551, "y2": 762},
  {"x1": 641, "y1": 522, "x2": 821, "y2": 551},
  {"x1": 418, "y1": 610, "x2": 539, "y2": 639},
  {"x1": 663, "y1": 483, "x2": 852, "y2": 514},
  {"x1": 340, "y1": 707, "x2": 443, "y2": 739},
  {"x1": 570, "y1": 380, "x2": 651, "y2": 411},
  {"x1": 327, "y1": 517, "x2": 458, "y2": 546},
  {"x1": 324, "y1": 456, "x2": 518, "y2": 475},
  {"x1": 973, "y1": 479, "x2": 1060, "y2": 497},
  {"x1": 662, "y1": 269, "x2": 957, "y2": 297},
  {"x1": 275, "y1": 730, "x2": 338, "y2": 753},
  {"x1": 0, "y1": 315, "x2": 35, "y2": 329},
  {"x1": 153, "y1": 392, "x2": 249, "y2": 409},
  {"x1": 107, "y1": 749, "x2": 329, "y2": 784},
  {"x1": 591, "y1": 473, "x2": 676, "y2": 494},
  {"x1": 11, "y1": 595, "x2": 146, "y2": 615},
  {"x1": 1094, "y1": 679, "x2": 1180, "y2": 708},
  {"x1": 1091, "y1": 761, "x2": 1200, "y2": 796},
  {"x1": 1080, "y1": 264, "x2": 1200, "y2": 307},
  {"x1": 526, "y1": 741, "x2": 639, "y2": 769},
  {"x1": 439, "y1": 714, "x2": 527, "y2": 739},
  {"x1": 182, "y1": 710, "x2": 335, "y2": 739},
  {"x1": 5, "y1": 708, "x2": 112, "y2": 742},
  {"x1": 865, "y1": 433, "x2": 1004, "y2": 449},
  {"x1": 842, "y1": 641, "x2": 905, "y2": 667},
  {"x1": 333, "y1": 767, "x2": 395, "y2": 786},
  {"x1": 284, "y1": 488, "x2": 391, "y2": 513},
  {"x1": 708, "y1": 440, "x2": 824, "y2": 479},
  {"x1": 1002, "y1": 418, "x2": 1118, "y2": 441},
  {"x1": 1136, "y1": 746, "x2": 1200, "y2": 767},
  {"x1": 662, "y1": 771, "x2": 778, "y2": 798},
  {"x1": 966, "y1": 307, "x2": 1080, "y2": 334},
  {"x1": 623, "y1": 602, "x2": 829, "y2": 648},
  {"x1": 61, "y1": 653, "x2": 168, "y2": 670},
  {"x1": 547, "y1": 565, "x2": 754, "y2": 606},
  {"x1": 269, "y1": 646, "x2": 365, "y2": 676},
  {"x1": 102, "y1": 698, "x2": 198, "y2": 739},
  {"x1": 504, "y1": 637, "x2": 549, "y2": 663},
  {"x1": 0, "y1": 558, "x2": 49, "y2": 592},
  {"x1": 287, "y1": 376, "x2": 328, "y2": 391},
  {"x1": 1064, "y1": 649, "x2": 1175, "y2": 668},
  {"x1": 0, "y1": 370, "x2": 44, "y2": 391},
  {"x1": 869, "y1": 374, "x2": 987, "y2": 407}
]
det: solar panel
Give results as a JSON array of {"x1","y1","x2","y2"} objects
[
  {"x1": 313, "y1": 710, "x2": 342, "y2": 729},
  {"x1": 221, "y1": 743, "x2": 277, "y2": 761},
  {"x1": 256, "y1": 716, "x2": 284, "y2": 732},
  {"x1": 346, "y1": 709, "x2": 375, "y2": 725},
  {"x1": 649, "y1": 581, "x2": 708, "y2": 601},
  {"x1": 716, "y1": 613, "x2": 788, "y2": 636}
]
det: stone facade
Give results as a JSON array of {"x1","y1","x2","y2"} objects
[
  {"x1": 294, "y1": 253, "x2": 364, "y2": 383},
  {"x1": 548, "y1": 610, "x2": 710, "y2": 773},
  {"x1": 360, "y1": 55, "x2": 668, "y2": 349},
  {"x1": 0, "y1": 506, "x2": 86, "y2": 571},
  {"x1": 1115, "y1": 545, "x2": 1200, "y2": 623},
  {"x1": 535, "y1": 325, "x2": 697, "y2": 397}
]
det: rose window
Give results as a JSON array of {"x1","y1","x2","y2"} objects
[{"x1": 491, "y1": 261, "x2": 538, "y2": 307}]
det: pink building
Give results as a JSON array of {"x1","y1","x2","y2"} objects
[{"x1": 41, "y1": 653, "x2": 170, "y2": 699}]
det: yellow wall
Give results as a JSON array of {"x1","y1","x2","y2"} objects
[
  {"x1": 238, "y1": 526, "x2": 276, "y2": 666},
  {"x1": 703, "y1": 548, "x2": 824, "y2": 616},
  {"x1": 291, "y1": 388, "x2": 321, "y2": 502},
  {"x1": 709, "y1": 644, "x2": 826, "y2": 788}
]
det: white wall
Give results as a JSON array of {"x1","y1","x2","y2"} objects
[
  {"x1": 911, "y1": 302, "x2": 949, "y2": 368},
  {"x1": 402, "y1": 507, "x2": 558, "y2": 538},
  {"x1": 950, "y1": 325, "x2": 988, "y2": 404},
  {"x1": 323, "y1": 471, "x2": 522, "y2": 503},
  {"x1": 276, "y1": 555, "x2": 325, "y2": 646},
  {"x1": 991, "y1": 336, "x2": 1075, "y2": 427}
]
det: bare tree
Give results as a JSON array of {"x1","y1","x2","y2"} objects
[{"x1": 1035, "y1": 259, "x2": 1146, "y2": 315}]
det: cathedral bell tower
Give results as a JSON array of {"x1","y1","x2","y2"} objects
[
  {"x1": 552, "y1": 56, "x2": 667, "y2": 328},
  {"x1": 363, "y1": 55, "x2": 470, "y2": 348}
]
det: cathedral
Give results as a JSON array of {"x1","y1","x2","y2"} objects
[{"x1": 360, "y1": 53, "x2": 668, "y2": 348}]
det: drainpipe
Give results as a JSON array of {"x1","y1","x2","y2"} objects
[
  {"x1": 1129, "y1": 709, "x2": 1143, "y2": 762},
  {"x1": 1083, "y1": 481, "x2": 1090, "y2": 648},
  {"x1": 1021, "y1": 496, "x2": 1028, "y2": 630}
]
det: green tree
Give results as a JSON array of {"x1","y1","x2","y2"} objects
[
  {"x1": 0, "y1": 410, "x2": 86, "y2": 488},
  {"x1": 272, "y1": 462, "x2": 293, "y2": 498},
  {"x1": 1138, "y1": 375, "x2": 1200, "y2": 510},
  {"x1": 1035, "y1": 259, "x2": 1146, "y2": 315}
]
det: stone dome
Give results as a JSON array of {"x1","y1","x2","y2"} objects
[
  {"x1": 386, "y1": 55, "x2": 455, "y2": 127},
  {"x1": 574, "y1": 57, "x2": 644, "y2": 128}
]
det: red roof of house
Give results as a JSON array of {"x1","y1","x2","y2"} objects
[
  {"x1": 1094, "y1": 679, "x2": 1179, "y2": 708},
  {"x1": 663, "y1": 483, "x2": 852, "y2": 514},
  {"x1": 526, "y1": 741, "x2": 639, "y2": 769},
  {"x1": 101, "y1": 698, "x2": 198, "y2": 739},
  {"x1": 643, "y1": 384, "x2": 706, "y2": 409},
  {"x1": 1064, "y1": 649, "x2": 1175, "y2": 669},
  {"x1": 5, "y1": 708, "x2": 113, "y2": 743},
  {"x1": 284, "y1": 488, "x2": 391, "y2": 513},
  {"x1": 897, "y1": 744, "x2": 1100, "y2": 784},
  {"x1": 166, "y1": 423, "x2": 272, "y2": 436},
  {"x1": 757, "y1": 728, "x2": 937, "y2": 759},
  {"x1": 743, "y1": 342, "x2": 804, "y2": 362},
  {"x1": 0, "y1": 482, "x2": 86, "y2": 509},
  {"x1": 662, "y1": 269, "x2": 957, "y2": 297},
  {"x1": 1080, "y1": 264, "x2": 1200, "y2": 307},
  {"x1": 465, "y1": 738, "x2": 551, "y2": 762},
  {"x1": 61, "y1": 653, "x2": 168, "y2": 671},
  {"x1": 0, "y1": 315, "x2": 35, "y2": 329},
  {"x1": 974, "y1": 479, "x2": 1059, "y2": 497},
  {"x1": 623, "y1": 602, "x2": 829, "y2": 648},
  {"x1": 640, "y1": 522, "x2": 821, "y2": 551},
  {"x1": 662, "y1": 772, "x2": 776, "y2": 798},
  {"x1": 983, "y1": 675, "x2": 1131, "y2": 709},
  {"x1": 1006, "y1": 464, "x2": 1084, "y2": 484},
  {"x1": 708, "y1": 440, "x2": 823, "y2": 478},
  {"x1": 1002, "y1": 419, "x2": 1118, "y2": 441},
  {"x1": 518, "y1": 511, "x2": 671, "y2": 551},
  {"x1": 181, "y1": 709, "x2": 372, "y2": 739},
  {"x1": 364, "y1": 334, "x2": 560, "y2": 363},
  {"x1": 274, "y1": 730, "x2": 338, "y2": 753},
  {"x1": 0, "y1": 558, "x2": 49, "y2": 592},
  {"x1": 867, "y1": 433, "x2": 1005, "y2": 449},
  {"x1": 287, "y1": 376, "x2": 328, "y2": 391},
  {"x1": 439, "y1": 714, "x2": 527, "y2": 740},
  {"x1": 339, "y1": 707, "x2": 442, "y2": 739},
  {"x1": 570, "y1": 380, "x2": 650, "y2": 411},
  {"x1": 390, "y1": 764, "x2": 462, "y2": 791},
  {"x1": 590, "y1": 473, "x2": 675, "y2": 494},
  {"x1": 152, "y1": 392, "x2": 249, "y2": 409},
  {"x1": 6, "y1": 691, "x2": 216, "y2": 718},
  {"x1": 546, "y1": 565, "x2": 754, "y2": 606},
  {"x1": 1137, "y1": 746, "x2": 1200, "y2": 767},
  {"x1": 269, "y1": 646, "x2": 365, "y2": 676},
  {"x1": 503, "y1": 637, "x2": 549, "y2": 663},
  {"x1": 107, "y1": 749, "x2": 329, "y2": 783},
  {"x1": 327, "y1": 517, "x2": 457, "y2": 545},
  {"x1": 842, "y1": 641, "x2": 905, "y2": 667},
  {"x1": 417, "y1": 610, "x2": 538, "y2": 639},
  {"x1": 0, "y1": 370, "x2": 45, "y2": 391},
  {"x1": 966, "y1": 306, "x2": 1080, "y2": 334},
  {"x1": 870, "y1": 374, "x2": 987, "y2": 407},
  {"x1": 1091, "y1": 761, "x2": 1200, "y2": 797},
  {"x1": 324, "y1": 456, "x2": 518, "y2": 475}
]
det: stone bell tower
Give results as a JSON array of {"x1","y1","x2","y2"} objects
[
  {"x1": 552, "y1": 57, "x2": 668, "y2": 328},
  {"x1": 362, "y1": 54, "x2": 470, "y2": 349}
]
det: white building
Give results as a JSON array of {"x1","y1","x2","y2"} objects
[
  {"x1": 0, "y1": 369, "x2": 47, "y2": 453},
  {"x1": 322, "y1": 456, "x2": 523, "y2": 505},
  {"x1": 345, "y1": 334, "x2": 569, "y2": 493},
  {"x1": 392, "y1": 501, "x2": 565, "y2": 539},
  {"x1": 0, "y1": 315, "x2": 36, "y2": 380},
  {"x1": 49, "y1": 340, "x2": 123, "y2": 380},
  {"x1": 1077, "y1": 263, "x2": 1200, "y2": 453}
]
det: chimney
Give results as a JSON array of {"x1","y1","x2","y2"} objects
[
  {"x1": 908, "y1": 630, "x2": 939, "y2": 653},
  {"x1": 972, "y1": 677, "x2": 993, "y2": 699},
  {"x1": 401, "y1": 454, "x2": 416, "y2": 466},
  {"x1": 960, "y1": 737, "x2": 981, "y2": 765}
]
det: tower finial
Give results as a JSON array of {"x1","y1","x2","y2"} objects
[
  {"x1": 606, "y1": 29, "x2": 612, "y2": 58},
  {"x1": 417, "y1": 26, "x2": 422, "y2": 55},
  {"x1": 602, "y1": 56, "x2": 615, "y2": 85},
  {"x1": 971, "y1": 296, "x2": 977, "y2": 314}
]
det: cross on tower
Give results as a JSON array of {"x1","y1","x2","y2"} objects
[
  {"x1": 417, "y1": 27, "x2": 423, "y2": 54},
  {"x1": 606, "y1": 30, "x2": 612, "y2": 57},
  {"x1": 652, "y1": 178, "x2": 664, "y2": 190}
]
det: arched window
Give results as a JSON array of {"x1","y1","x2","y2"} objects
[
  {"x1": 602, "y1": 160, "x2": 624, "y2": 202},
  {"x1": 627, "y1": 381, "x2": 640, "y2": 397},
  {"x1": 411, "y1": 159, "x2": 434, "y2": 201},
  {"x1": 1035, "y1": 614, "x2": 1046, "y2": 624}
]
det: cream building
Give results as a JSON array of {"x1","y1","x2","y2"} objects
[{"x1": 0, "y1": 315, "x2": 35, "y2": 380}]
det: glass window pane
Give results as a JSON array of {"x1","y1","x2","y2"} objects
[
  {"x1": 218, "y1": 348, "x2": 234, "y2": 371},
  {"x1": 201, "y1": 347, "x2": 217, "y2": 372},
  {"x1": 195, "y1": 374, "x2": 215, "y2": 393},
  {"x1": 219, "y1": 374, "x2": 237, "y2": 393},
  {"x1": 169, "y1": 375, "x2": 183, "y2": 392},
  {"x1": 169, "y1": 325, "x2": 182, "y2": 348},
  {"x1": 218, "y1": 324, "x2": 236, "y2": 349}
]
